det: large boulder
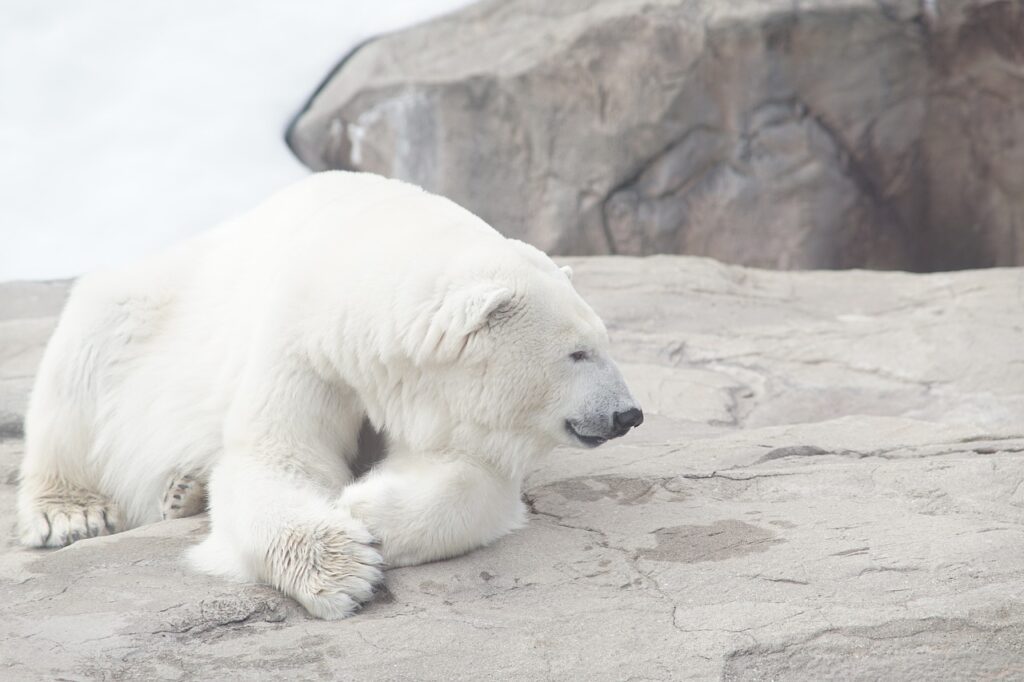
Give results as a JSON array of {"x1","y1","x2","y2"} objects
[
  {"x1": 288, "y1": 0, "x2": 1024, "y2": 271},
  {"x1": 3, "y1": 260, "x2": 1024, "y2": 678}
]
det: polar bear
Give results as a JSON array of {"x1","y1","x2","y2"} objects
[{"x1": 17, "y1": 172, "x2": 643, "y2": 618}]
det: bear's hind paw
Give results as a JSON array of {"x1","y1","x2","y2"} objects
[{"x1": 161, "y1": 473, "x2": 206, "y2": 520}]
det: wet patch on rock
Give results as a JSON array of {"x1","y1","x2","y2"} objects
[
  {"x1": 0, "y1": 411, "x2": 23, "y2": 441},
  {"x1": 531, "y1": 475, "x2": 684, "y2": 506},
  {"x1": 638, "y1": 520, "x2": 783, "y2": 564}
]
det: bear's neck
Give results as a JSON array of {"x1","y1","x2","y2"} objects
[{"x1": 446, "y1": 425, "x2": 552, "y2": 483}]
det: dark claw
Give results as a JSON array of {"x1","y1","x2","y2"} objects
[
  {"x1": 41, "y1": 514, "x2": 53, "y2": 546},
  {"x1": 102, "y1": 510, "x2": 116, "y2": 533}
]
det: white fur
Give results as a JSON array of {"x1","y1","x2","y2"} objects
[{"x1": 17, "y1": 172, "x2": 639, "y2": 618}]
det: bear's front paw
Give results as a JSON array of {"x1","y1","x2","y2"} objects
[
  {"x1": 267, "y1": 517, "x2": 384, "y2": 620},
  {"x1": 19, "y1": 488, "x2": 122, "y2": 548}
]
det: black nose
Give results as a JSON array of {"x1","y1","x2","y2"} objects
[{"x1": 613, "y1": 408, "x2": 644, "y2": 432}]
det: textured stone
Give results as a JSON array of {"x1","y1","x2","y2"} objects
[
  {"x1": 2, "y1": 258, "x2": 1024, "y2": 679},
  {"x1": 288, "y1": 0, "x2": 1024, "y2": 271}
]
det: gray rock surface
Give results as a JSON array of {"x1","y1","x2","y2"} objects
[
  {"x1": 2, "y1": 259, "x2": 1024, "y2": 679},
  {"x1": 288, "y1": 0, "x2": 1024, "y2": 271}
]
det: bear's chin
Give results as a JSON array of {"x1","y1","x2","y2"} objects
[{"x1": 564, "y1": 421, "x2": 607, "y2": 448}]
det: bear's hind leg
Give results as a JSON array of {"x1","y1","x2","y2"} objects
[
  {"x1": 18, "y1": 478, "x2": 122, "y2": 548},
  {"x1": 161, "y1": 472, "x2": 207, "y2": 520}
]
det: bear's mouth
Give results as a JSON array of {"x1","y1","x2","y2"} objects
[{"x1": 565, "y1": 421, "x2": 607, "y2": 448}]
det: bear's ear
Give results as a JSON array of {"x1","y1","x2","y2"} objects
[
  {"x1": 560, "y1": 265, "x2": 573, "y2": 281},
  {"x1": 408, "y1": 282, "x2": 514, "y2": 365}
]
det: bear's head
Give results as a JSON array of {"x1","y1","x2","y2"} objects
[{"x1": 403, "y1": 240, "x2": 642, "y2": 466}]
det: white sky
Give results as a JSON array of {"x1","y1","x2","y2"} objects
[{"x1": 0, "y1": 1, "x2": 475, "y2": 281}]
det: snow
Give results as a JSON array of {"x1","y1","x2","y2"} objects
[{"x1": 0, "y1": 1, "x2": 476, "y2": 281}]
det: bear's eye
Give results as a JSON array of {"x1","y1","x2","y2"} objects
[{"x1": 570, "y1": 350, "x2": 587, "y2": 362}]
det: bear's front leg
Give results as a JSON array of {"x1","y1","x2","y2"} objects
[
  {"x1": 191, "y1": 452, "x2": 384, "y2": 619},
  {"x1": 338, "y1": 452, "x2": 527, "y2": 569},
  {"x1": 189, "y1": 355, "x2": 382, "y2": 620}
]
